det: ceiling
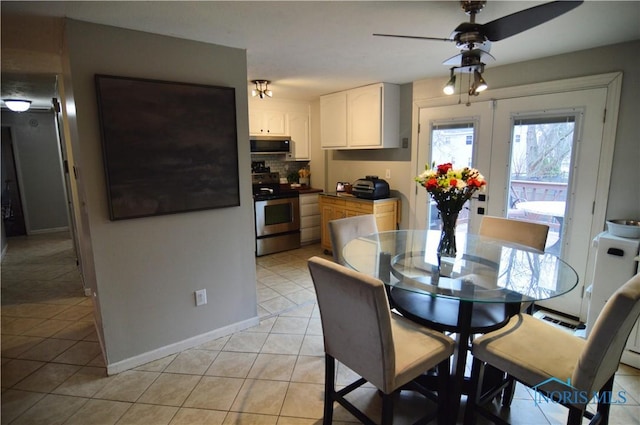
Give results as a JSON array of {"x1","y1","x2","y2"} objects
[{"x1": 2, "y1": 1, "x2": 639, "y2": 108}]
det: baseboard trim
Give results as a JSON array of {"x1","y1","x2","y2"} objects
[
  {"x1": 28, "y1": 226, "x2": 70, "y2": 235},
  {"x1": 621, "y1": 349, "x2": 640, "y2": 369},
  {"x1": 106, "y1": 316, "x2": 260, "y2": 375}
]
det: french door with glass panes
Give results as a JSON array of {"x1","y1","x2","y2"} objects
[
  {"x1": 416, "y1": 88, "x2": 607, "y2": 319},
  {"x1": 488, "y1": 89, "x2": 607, "y2": 317},
  {"x1": 415, "y1": 101, "x2": 494, "y2": 235}
]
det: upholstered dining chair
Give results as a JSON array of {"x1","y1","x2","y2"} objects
[
  {"x1": 478, "y1": 215, "x2": 549, "y2": 252},
  {"x1": 308, "y1": 256, "x2": 455, "y2": 425},
  {"x1": 328, "y1": 214, "x2": 378, "y2": 265},
  {"x1": 464, "y1": 273, "x2": 640, "y2": 425}
]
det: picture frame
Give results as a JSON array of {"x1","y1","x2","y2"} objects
[{"x1": 95, "y1": 74, "x2": 240, "y2": 220}]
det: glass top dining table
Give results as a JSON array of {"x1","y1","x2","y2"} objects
[
  {"x1": 342, "y1": 229, "x2": 579, "y2": 414},
  {"x1": 342, "y1": 229, "x2": 579, "y2": 304}
]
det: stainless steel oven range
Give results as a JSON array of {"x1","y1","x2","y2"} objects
[{"x1": 252, "y1": 172, "x2": 300, "y2": 256}]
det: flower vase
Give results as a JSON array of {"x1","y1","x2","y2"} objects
[{"x1": 438, "y1": 210, "x2": 459, "y2": 258}]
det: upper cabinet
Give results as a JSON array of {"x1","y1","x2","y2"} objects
[
  {"x1": 286, "y1": 109, "x2": 310, "y2": 161},
  {"x1": 320, "y1": 83, "x2": 400, "y2": 149},
  {"x1": 249, "y1": 109, "x2": 287, "y2": 136},
  {"x1": 249, "y1": 98, "x2": 311, "y2": 161}
]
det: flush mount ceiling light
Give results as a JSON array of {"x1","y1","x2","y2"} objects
[
  {"x1": 3, "y1": 99, "x2": 32, "y2": 112},
  {"x1": 251, "y1": 80, "x2": 272, "y2": 99}
]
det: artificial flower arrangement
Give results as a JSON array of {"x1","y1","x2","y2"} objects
[{"x1": 415, "y1": 162, "x2": 487, "y2": 212}]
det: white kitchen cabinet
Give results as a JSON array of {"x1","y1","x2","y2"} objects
[
  {"x1": 300, "y1": 193, "x2": 321, "y2": 244},
  {"x1": 320, "y1": 92, "x2": 348, "y2": 148},
  {"x1": 286, "y1": 108, "x2": 310, "y2": 161},
  {"x1": 249, "y1": 108, "x2": 287, "y2": 136},
  {"x1": 320, "y1": 82, "x2": 400, "y2": 149},
  {"x1": 249, "y1": 98, "x2": 311, "y2": 161}
]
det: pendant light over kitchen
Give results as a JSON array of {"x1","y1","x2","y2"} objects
[{"x1": 251, "y1": 80, "x2": 272, "y2": 99}]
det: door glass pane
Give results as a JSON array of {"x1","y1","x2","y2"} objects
[
  {"x1": 506, "y1": 116, "x2": 575, "y2": 254},
  {"x1": 429, "y1": 122, "x2": 474, "y2": 232}
]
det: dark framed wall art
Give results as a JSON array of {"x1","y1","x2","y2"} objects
[{"x1": 95, "y1": 74, "x2": 240, "y2": 220}]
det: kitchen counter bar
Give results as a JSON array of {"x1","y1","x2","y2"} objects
[{"x1": 318, "y1": 193, "x2": 401, "y2": 253}]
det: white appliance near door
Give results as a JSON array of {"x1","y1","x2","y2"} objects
[{"x1": 586, "y1": 231, "x2": 640, "y2": 367}]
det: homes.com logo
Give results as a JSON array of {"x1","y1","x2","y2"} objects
[{"x1": 533, "y1": 377, "x2": 627, "y2": 406}]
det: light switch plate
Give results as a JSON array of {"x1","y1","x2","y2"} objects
[{"x1": 195, "y1": 289, "x2": 207, "y2": 306}]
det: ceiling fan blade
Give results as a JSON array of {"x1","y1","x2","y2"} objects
[
  {"x1": 482, "y1": 1, "x2": 583, "y2": 42},
  {"x1": 373, "y1": 33, "x2": 453, "y2": 42}
]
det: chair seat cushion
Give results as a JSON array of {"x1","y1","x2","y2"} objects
[
  {"x1": 390, "y1": 312, "x2": 455, "y2": 391},
  {"x1": 472, "y1": 314, "x2": 586, "y2": 395}
]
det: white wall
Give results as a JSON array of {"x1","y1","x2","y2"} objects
[
  {"x1": 1, "y1": 110, "x2": 69, "y2": 233},
  {"x1": 63, "y1": 20, "x2": 258, "y2": 371}
]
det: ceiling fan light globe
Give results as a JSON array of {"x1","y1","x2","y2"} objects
[
  {"x1": 443, "y1": 73, "x2": 456, "y2": 95},
  {"x1": 473, "y1": 69, "x2": 488, "y2": 92}
]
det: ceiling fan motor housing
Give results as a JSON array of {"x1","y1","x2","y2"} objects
[{"x1": 460, "y1": 1, "x2": 487, "y2": 16}]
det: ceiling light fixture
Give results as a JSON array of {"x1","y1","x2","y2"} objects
[
  {"x1": 3, "y1": 99, "x2": 32, "y2": 112},
  {"x1": 251, "y1": 80, "x2": 272, "y2": 99},
  {"x1": 472, "y1": 69, "x2": 488, "y2": 93},
  {"x1": 442, "y1": 52, "x2": 489, "y2": 102},
  {"x1": 443, "y1": 68, "x2": 456, "y2": 96}
]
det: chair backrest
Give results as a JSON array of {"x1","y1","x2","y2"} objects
[
  {"x1": 328, "y1": 214, "x2": 378, "y2": 265},
  {"x1": 573, "y1": 273, "x2": 640, "y2": 394},
  {"x1": 308, "y1": 256, "x2": 394, "y2": 391},
  {"x1": 479, "y1": 216, "x2": 549, "y2": 252}
]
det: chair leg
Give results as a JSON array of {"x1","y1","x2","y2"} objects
[
  {"x1": 501, "y1": 376, "x2": 516, "y2": 407},
  {"x1": 595, "y1": 375, "x2": 615, "y2": 425},
  {"x1": 567, "y1": 407, "x2": 583, "y2": 425},
  {"x1": 381, "y1": 393, "x2": 394, "y2": 425},
  {"x1": 324, "y1": 354, "x2": 335, "y2": 425},
  {"x1": 463, "y1": 357, "x2": 484, "y2": 425},
  {"x1": 437, "y1": 358, "x2": 451, "y2": 425}
]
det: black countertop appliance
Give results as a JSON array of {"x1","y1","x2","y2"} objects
[{"x1": 351, "y1": 176, "x2": 390, "y2": 200}]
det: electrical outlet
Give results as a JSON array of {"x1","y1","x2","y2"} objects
[
  {"x1": 385, "y1": 169, "x2": 391, "y2": 179},
  {"x1": 195, "y1": 289, "x2": 207, "y2": 306}
]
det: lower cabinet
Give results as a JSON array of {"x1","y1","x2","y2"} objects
[
  {"x1": 319, "y1": 194, "x2": 400, "y2": 254},
  {"x1": 300, "y1": 193, "x2": 321, "y2": 244}
]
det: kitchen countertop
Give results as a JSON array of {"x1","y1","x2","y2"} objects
[
  {"x1": 280, "y1": 184, "x2": 323, "y2": 194},
  {"x1": 320, "y1": 192, "x2": 399, "y2": 202}
]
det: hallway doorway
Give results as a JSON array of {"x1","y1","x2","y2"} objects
[{"x1": 1, "y1": 126, "x2": 27, "y2": 237}]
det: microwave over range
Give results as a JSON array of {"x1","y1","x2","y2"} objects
[{"x1": 250, "y1": 135, "x2": 291, "y2": 154}]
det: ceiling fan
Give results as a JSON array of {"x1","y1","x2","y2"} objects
[{"x1": 374, "y1": 1, "x2": 583, "y2": 96}]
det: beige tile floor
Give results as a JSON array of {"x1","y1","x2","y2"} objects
[{"x1": 1, "y1": 232, "x2": 639, "y2": 424}]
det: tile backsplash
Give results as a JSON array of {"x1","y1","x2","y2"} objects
[{"x1": 250, "y1": 155, "x2": 310, "y2": 183}]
